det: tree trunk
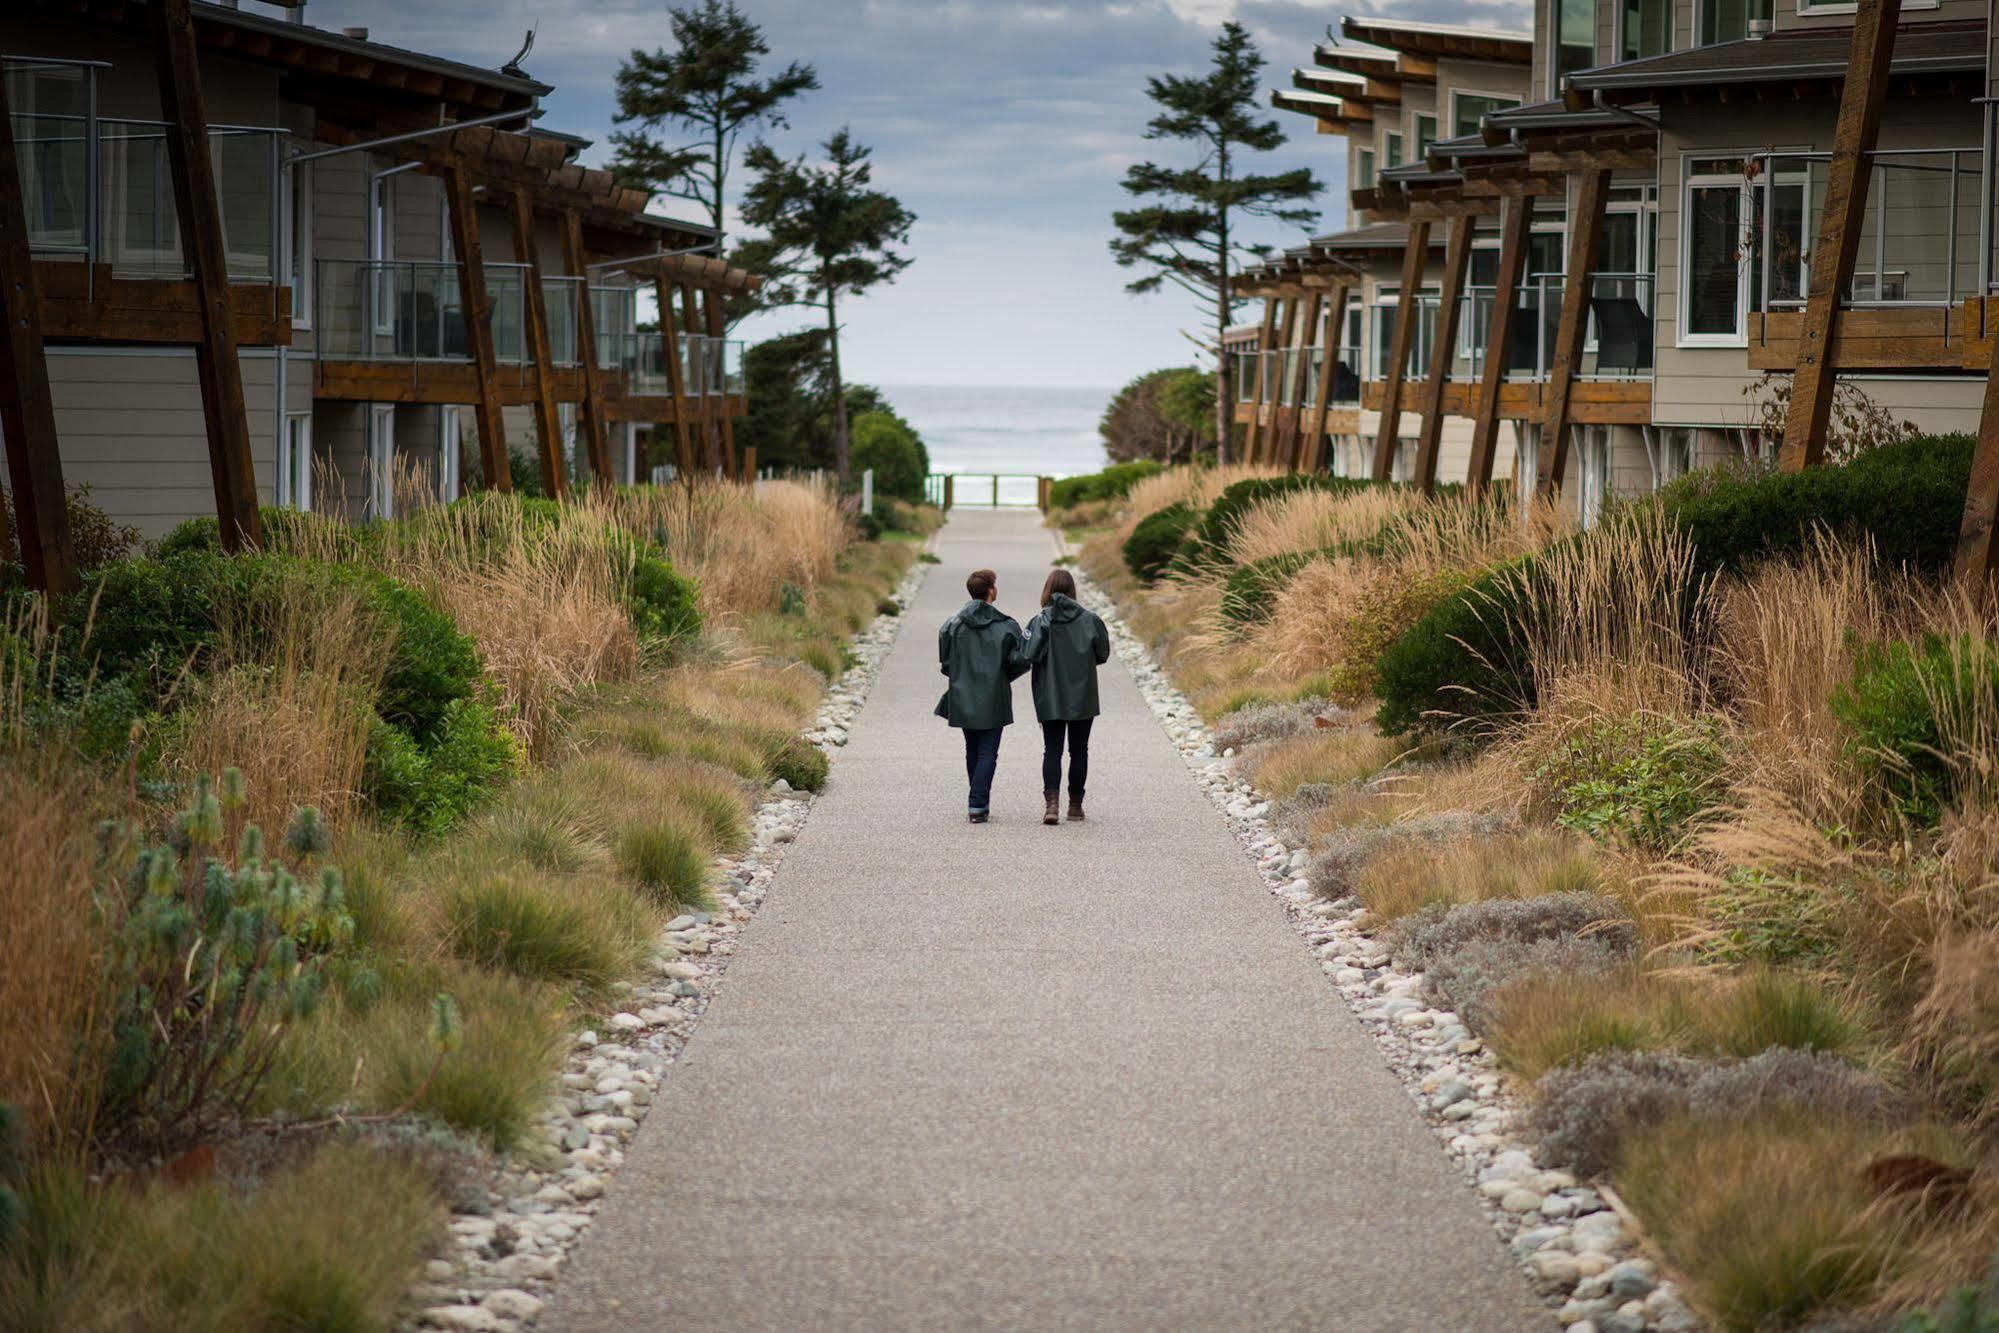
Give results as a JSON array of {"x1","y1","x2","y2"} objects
[
  {"x1": 827, "y1": 286, "x2": 851, "y2": 481},
  {"x1": 1215, "y1": 171, "x2": 1232, "y2": 467},
  {"x1": 711, "y1": 119, "x2": 727, "y2": 247}
]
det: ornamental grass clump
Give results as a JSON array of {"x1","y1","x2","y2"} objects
[
  {"x1": 1352, "y1": 828, "x2": 1604, "y2": 925},
  {"x1": 96, "y1": 771, "x2": 354, "y2": 1150}
]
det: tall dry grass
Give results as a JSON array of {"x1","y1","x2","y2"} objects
[
  {"x1": 1112, "y1": 464, "x2": 1279, "y2": 547},
  {"x1": 603, "y1": 479, "x2": 851, "y2": 621},
  {"x1": 1224, "y1": 486, "x2": 1418, "y2": 566}
]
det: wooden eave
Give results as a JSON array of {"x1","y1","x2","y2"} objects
[{"x1": 1339, "y1": 17, "x2": 1532, "y2": 67}]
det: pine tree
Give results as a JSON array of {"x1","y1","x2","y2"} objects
[{"x1": 1110, "y1": 22, "x2": 1321, "y2": 463}]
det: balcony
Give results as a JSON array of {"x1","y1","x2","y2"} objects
[
  {"x1": 1463, "y1": 273, "x2": 1655, "y2": 383},
  {"x1": 1750, "y1": 146, "x2": 1985, "y2": 370},
  {"x1": 6, "y1": 53, "x2": 289, "y2": 343}
]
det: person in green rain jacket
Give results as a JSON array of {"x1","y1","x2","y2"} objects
[
  {"x1": 1022, "y1": 568, "x2": 1110, "y2": 826},
  {"x1": 936, "y1": 568, "x2": 1029, "y2": 823}
]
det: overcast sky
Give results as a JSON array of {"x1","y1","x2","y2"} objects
[{"x1": 301, "y1": 0, "x2": 1527, "y2": 388}]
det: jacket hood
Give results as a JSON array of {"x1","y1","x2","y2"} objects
[
  {"x1": 1044, "y1": 593, "x2": 1085, "y2": 624},
  {"x1": 958, "y1": 599, "x2": 1012, "y2": 627}
]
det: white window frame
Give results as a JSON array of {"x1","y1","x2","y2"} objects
[
  {"x1": 1578, "y1": 426, "x2": 1611, "y2": 527},
  {"x1": 438, "y1": 405, "x2": 462, "y2": 503},
  {"x1": 1411, "y1": 111, "x2": 1439, "y2": 159},
  {"x1": 1677, "y1": 154, "x2": 1755, "y2": 348},
  {"x1": 368, "y1": 403, "x2": 395, "y2": 520},
  {"x1": 1449, "y1": 89, "x2": 1522, "y2": 141},
  {"x1": 368, "y1": 170, "x2": 395, "y2": 337},
  {"x1": 286, "y1": 151, "x2": 312, "y2": 329},
  {"x1": 279, "y1": 411, "x2": 312, "y2": 510},
  {"x1": 1793, "y1": 0, "x2": 1933, "y2": 14},
  {"x1": 1357, "y1": 147, "x2": 1376, "y2": 191},
  {"x1": 1384, "y1": 131, "x2": 1405, "y2": 171}
]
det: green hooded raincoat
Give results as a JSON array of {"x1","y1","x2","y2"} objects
[
  {"x1": 935, "y1": 599, "x2": 1029, "y2": 729},
  {"x1": 1023, "y1": 592, "x2": 1111, "y2": 722}
]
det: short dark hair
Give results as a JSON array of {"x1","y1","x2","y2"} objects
[
  {"x1": 967, "y1": 569, "x2": 996, "y2": 600},
  {"x1": 1041, "y1": 569, "x2": 1077, "y2": 606}
]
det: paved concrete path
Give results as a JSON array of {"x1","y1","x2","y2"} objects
[{"x1": 547, "y1": 509, "x2": 1546, "y2": 1332}]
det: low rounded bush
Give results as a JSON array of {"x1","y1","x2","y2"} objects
[
  {"x1": 1531, "y1": 713, "x2": 1730, "y2": 851},
  {"x1": 1121, "y1": 503, "x2": 1197, "y2": 583},
  {"x1": 152, "y1": 508, "x2": 362, "y2": 563},
  {"x1": 625, "y1": 549, "x2": 702, "y2": 650},
  {"x1": 1049, "y1": 460, "x2": 1163, "y2": 510},
  {"x1": 443, "y1": 868, "x2": 647, "y2": 987},
  {"x1": 1833, "y1": 633, "x2": 1999, "y2": 827},
  {"x1": 614, "y1": 818, "x2": 712, "y2": 912},
  {"x1": 849, "y1": 411, "x2": 927, "y2": 504},
  {"x1": 1374, "y1": 434, "x2": 1978, "y2": 738},
  {"x1": 1190, "y1": 475, "x2": 1376, "y2": 560}
]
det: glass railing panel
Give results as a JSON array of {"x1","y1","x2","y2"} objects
[
  {"x1": 313, "y1": 260, "x2": 472, "y2": 361},
  {"x1": 1757, "y1": 149, "x2": 1980, "y2": 308},
  {"x1": 724, "y1": 339, "x2": 744, "y2": 396},
  {"x1": 97, "y1": 121, "x2": 278, "y2": 281},
  {"x1": 631, "y1": 330, "x2": 671, "y2": 395},
  {"x1": 1581, "y1": 273, "x2": 1655, "y2": 380},
  {"x1": 7, "y1": 62, "x2": 90, "y2": 256},
  {"x1": 484, "y1": 263, "x2": 527, "y2": 365},
  {"x1": 542, "y1": 277, "x2": 580, "y2": 366}
]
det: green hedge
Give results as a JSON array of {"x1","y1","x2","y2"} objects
[
  {"x1": 1189, "y1": 476, "x2": 1376, "y2": 560},
  {"x1": 1220, "y1": 551, "x2": 1317, "y2": 625},
  {"x1": 1049, "y1": 461, "x2": 1164, "y2": 510},
  {"x1": 1833, "y1": 633, "x2": 1998, "y2": 827},
  {"x1": 1122, "y1": 503, "x2": 1197, "y2": 583},
  {"x1": 1373, "y1": 435, "x2": 1977, "y2": 737}
]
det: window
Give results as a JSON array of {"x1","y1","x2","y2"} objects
[
  {"x1": 1578, "y1": 427, "x2": 1611, "y2": 527},
  {"x1": 368, "y1": 171, "x2": 394, "y2": 336},
  {"x1": 1620, "y1": 0, "x2": 1673, "y2": 60},
  {"x1": 6, "y1": 63, "x2": 88, "y2": 253},
  {"x1": 287, "y1": 155, "x2": 312, "y2": 326},
  {"x1": 1682, "y1": 157, "x2": 1752, "y2": 344},
  {"x1": 1356, "y1": 148, "x2": 1376, "y2": 191},
  {"x1": 1699, "y1": 0, "x2": 1772, "y2": 45},
  {"x1": 279, "y1": 413, "x2": 312, "y2": 510},
  {"x1": 368, "y1": 404, "x2": 395, "y2": 520},
  {"x1": 1647, "y1": 426, "x2": 1694, "y2": 489},
  {"x1": 1413, "y1": 113, "x2": 1438, "y2": 159},
  {"x1": 1451, "y1": 92, "x2": 1520, "y2": 139},
  {"x1": 1551, "y1": 0, "x2": 1594, "y2": 94},
  {"x1": 1385, "y1": 132, "x2": 1404, "y2": 171},
  {"x1": 438, "y1": 406, "x2": 462, "y2": 503}
]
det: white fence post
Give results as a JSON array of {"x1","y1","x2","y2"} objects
[{"x1": 861, "y1": 468, "x2": 874, "y2": 515}]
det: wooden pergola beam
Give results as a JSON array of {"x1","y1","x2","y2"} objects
[
  {"x1": 1412, "y1": 214, "x2": 1475, "y2": 494},
  {"x1": 702, "y1": 287, "x2": 738, "y2": 479},
  {"x1": 1301, "y1": 282, "x2": 1351, "y2": 475},
  {"x1": 1467, "y1": 194, "x2": 1531, "y2": 496},
  {"x1": 442, "y1": 164, "x2": 510, "y2": 491},
  {"x1": 508, "y1": 191, "x2": 568, "y2": 499},
  {"x1": 1957, "y1": 369, "x2": 1999, "y2": 590},
  {"x1": 1242, "y1": 297, "x2": 1280, "y2": 463},
  {"x1": 1372, "y1": 218, "x2": 1432, "y2": 480},
  {"x1": 152, "y1": 0, "x2": 260, "y2": 551},
  {"x1": 1283, "y1": 291, "x2": 1323, "y2": 469},
  {"x1": 1539, "y1": 166, "x2": 1611, "y2": 496},
  {"x1": 561, "y1": 212, "x2": 614, "y2": 489},
  {"x1": 1780, "y1": 0, "x2": 1904, "y2": 470},
  {"x1": 0, "y1": 74, "x2": 75, "y2": 593}
]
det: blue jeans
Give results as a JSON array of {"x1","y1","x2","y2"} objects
[{"x1": 962, "y1": 727, "x2": 1002, "y2": 813}]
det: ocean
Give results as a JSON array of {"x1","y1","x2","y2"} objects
[{"x1": 882, "y1": 385, "x2": 1113, "y2": 505}]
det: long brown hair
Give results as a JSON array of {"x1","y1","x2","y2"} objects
[{"x1": 1040, "y1": 568, "x2": 1077, "y2": 606}]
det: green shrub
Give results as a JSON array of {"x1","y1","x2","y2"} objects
[
  {"x1": 4, "y1": 482, "x2": 140, "y2": 575},
  {"x1": 443, "y1": 868, "x2": 646, "y2": 988},
  {"x1": 1189, "y1": 475, "x2": 1376, "y2": 561},
  {"x1": 1533, "y1": 713, "x2": 1729, "y2": 851},
  {"x1": 849, "y1": 411, "x2": 927, "y2": 503},
  {"x1": 1048, "y1": 460, "x2": 1163, "y2": 510},
  {"x1": 1833, "y1": 633, "x2": 1999, "y2": 826},
  {"x1": 1702, "y1": 970, "x2": 1868, "y2": 1060},
  {"x1": 151, "y1": 507, "x2": 363, "y2": 563},
  {"x1": 1220, "y1": 551, "x2": 1315, "y2": 625},
  {"x1": 1121, "y1": 503, "x2": 1197, "y2": 583},
  {"x1": 364, "y1": 700, "x2": 521, "y2": 836},
  {"x1": 1375, "y1": 435, "x2": 1977, "y2": 738},
  {"x1": 625, "y1": 549, "x2": 702, "y2": 650},
  {"x1": 770, "y1": 736, "x2": 829, "y2": 791}
]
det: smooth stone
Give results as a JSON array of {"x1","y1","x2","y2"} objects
[
  {"x1": 1500, "y1": 1188, "x2": 1544, "y2": 1213},
  {"x1": 607, "y1": 1013, "x2": 644, "y2": 1032},
  {"x1": 1606, "y1": 1259, "x2": 1657, "y2": 1300},
  {"x1": 1531, "y1": 1252, "x2": 1581, "y2": 1288},
  {"x1": 483, "y1": 1289, "x2": 544, "y2": 1320},
  {"x1": 424, "y1": 1307, "x2": 503, "y2": 1332}
]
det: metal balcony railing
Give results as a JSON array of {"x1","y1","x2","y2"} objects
[
  {"x1": 314, "y1": 259, "x2": 531, "y2": 363},
  {"x1": 542, "y1": 276, "x2": 582, "y2": 366},
  {"x1": 1459, "y1": 273, "x2": 1654, "y2": 382},
  {"x1": 1364, "y1": 292, "x2": 1440, "y2": 381},
  {"x1": 1756, "y1": 147, "x2": 1980, "y2": 310},
  {"x1": 7, "y1": 54, "x2": 284, "y2": 283}
]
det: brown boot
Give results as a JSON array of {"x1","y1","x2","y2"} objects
[
  {"x1": 1043, "y1": 791, "x2": 1060, "y2": 826},
  {"x1": 1067, "y1": 797, "x2": 1085, "y2": 822}
]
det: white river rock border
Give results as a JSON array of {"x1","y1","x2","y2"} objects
[
  {"x1": 1069, "y1": 560, "x2": 1703, "y2": 1333},
  {"x1": 409, "y1": 555, "x2": 932, "y2": 1333}
]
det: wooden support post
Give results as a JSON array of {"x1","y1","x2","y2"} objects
[
  {"x1": 443, "y1": 165, "x2": 509, "y2": 491},
  {"x1": 1373, "y1": 219, "x2": 1432, "y2": 481},
  {"x1": 0, "y1": 73, "x2": 75, "y2": 592},
  {"x1": 1241, "y1": 298, "x2": 1280, "y2": 463},
  {"x1": 561, "y1": 213, "x2": 613, "y2": 490},
  {"x1": 151, "y1": 0, "x2": 261, "y2": 548},
  {"x1": 1956, "y1": 369, "x2": 1999, "y2": 589},
  {"x1": 1284, "y1": 292, "x2": 1322, "y2": 470},
  {"x1": 677, "y1": 280, "x2": 718, "y2": 472},
  {"x1": 508, "y1": 192, "x2": 567, "y2": 499},
  {"x1": 1468, "y1": 195, "x2": 1532, "y2": 496},
  {"x1": 1539, "y1": 167, "x2": 1611, "y2": 496},
  {"x1": 1300, "y1": 283, "x2": 1351, "y2": 475},
  {"x1": 701, "y1": 288, "x2": 737, "y2": 479},
  {"x1": 943, "y1": 473, "x2": 954, "y2": 509},
  {"x1": 1779, "y1": 0, "x2": 1904, "y2": 470},
  {"x1": 742, "y1": 445, "x2": 756, "y2": 483},
  {"x1": 1413, "y1": 214, "x2": 1476, "y2": 494},
  {"x1": 652, "y1": 278, "x2": 696, "y2": 479}
]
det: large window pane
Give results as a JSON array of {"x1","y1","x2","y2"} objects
[
  {"x1": 1701, "y1": 0, "x2": 1773, "y2": 45},
  {"x1": 1357, "y1": 148, "x2": 1375, "y2": 190},
  {"x1": 1452, "y1": 94, "x2": 1519, "y2": 139},
  {"x1": 1414, "y1": 113, "x2": 1437, "y2": 158},
  {"x1": 1621, "y1": 0, "x2": 1672, "y2": 60},
  {"x1": 1554, "y1": 0, "x2": 1594, "y2": 92},
  {"x1": 1686, "y1": 183, "x2": 1742, "y2": 336}
]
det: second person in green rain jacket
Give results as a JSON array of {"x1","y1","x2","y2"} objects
[{"x1": 1022, "y1": 569, "x2": 1111, "y2": 826}]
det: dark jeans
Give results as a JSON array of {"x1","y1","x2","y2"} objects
[
  {"x1": 962, "y1": 726, "x2": 1003, "y2": 813},
  {"x1": 1041, "y1": 717, "x2": 1093, "y2": 799}
]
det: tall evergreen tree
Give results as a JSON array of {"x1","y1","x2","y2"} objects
[
  {"x1": 1110, "y1": 22, "x2": 1321, "y2": 463},
  {"x1": 610, "y1": 1, "x2": 819, "y2": 249},
  {"x1": 738, "y1": 129, "x2": 915, "y2": 480}
]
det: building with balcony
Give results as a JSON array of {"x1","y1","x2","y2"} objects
[
  {"x1": 0, "y1": 0, "x2": 756, "y2": 584},
  {"x1": 1235, "y1": 0, "x2": 1992, "y2": 527}
]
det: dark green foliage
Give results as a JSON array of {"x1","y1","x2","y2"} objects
[
  {"x1": 1901, "y1": 1277, "x2": 1999, "y2": 1333},
  {"x1": 99, "y1": 776, "x2": 353, "y2": 1147},
  {"x1": 1220, "y1": 550, "x2": 1315, "y2": 624},
  {"x1": 614, "y1": 819, "x2": 712, "y2": 911},
  {"x1": 151, "y1": 508, "x2": 365, "y2": 563},
  {"x1": 364, "y1": 700, "x2": 519, "y2": 835},
  {"x1": 1374, "y1": 435, "x2": 1976, "y2": 737},
  {"x1": 1122, "y1": 503, "x2": 1197, "y2": 583},
  {"x1": 625, "y1": 550, "x2": 702, "y2": 650},
  {"x1": 1048, "y1": 460, "x2": 1164, "y2": 510},
  {"x1": 1191, "y1": 475, "x2": 1375, "y2": 559},
  {"x1": 849, "y1": 408, "x2": 929, "y2": 503},
  {"x1": 1834, "y1": 634, "x2": 1999, "y2": 827},
  {"x1": 2, "y1": 484, "x2": 140, "y2": 578},
  {"x1": 854, "y1": 511, "x2": 884, "y2": 542},
  {"x1": 1534, "y1": 714, "x2": 1729, "y2": 850},
  {"x1": 1099, "y1": 368, "x2": 1213, "y2": 464},
  {"x1": 875, "y1": 596, "x2": 900, "y2": 616},
  {"x1": 769, "y1": 736, "x2": 829, "y2": 791}
]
